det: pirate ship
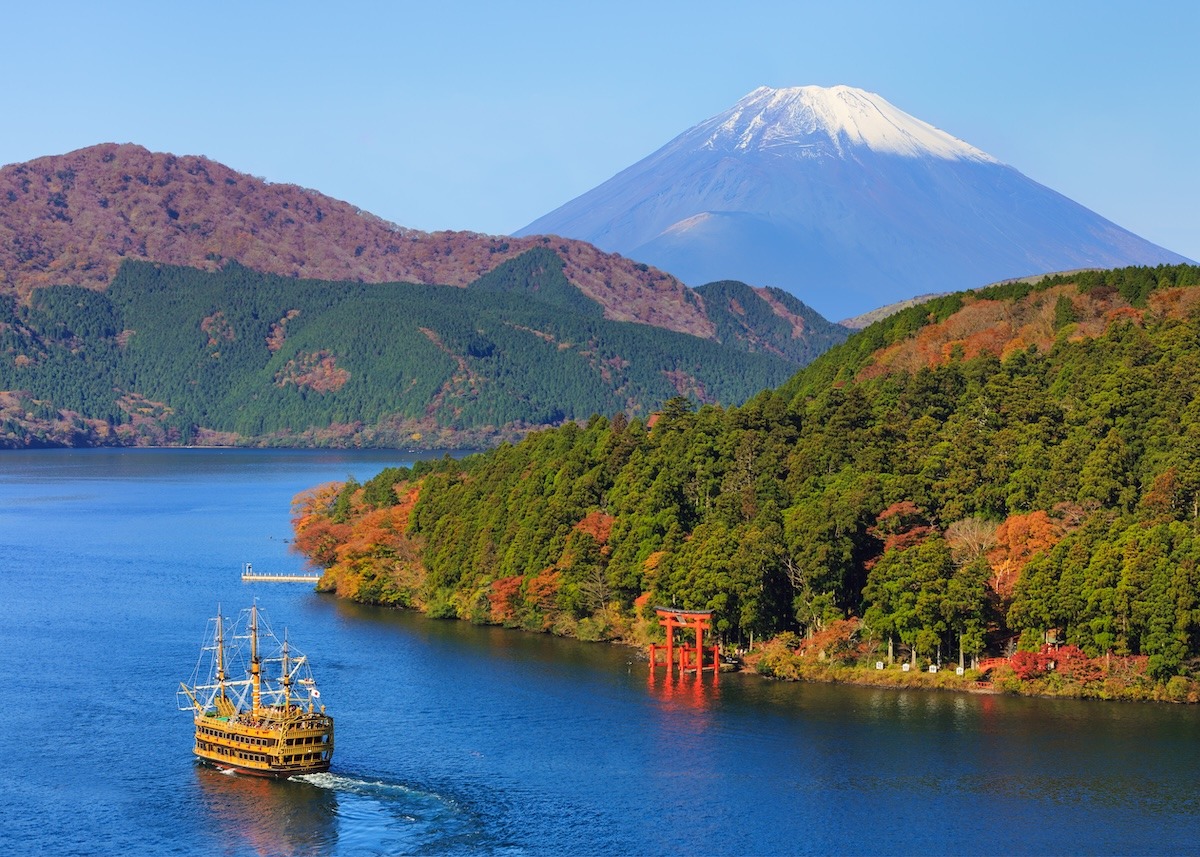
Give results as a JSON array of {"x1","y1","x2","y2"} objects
[{"x1": 179, "y1": 605, "x2": 333, "y2": 778}]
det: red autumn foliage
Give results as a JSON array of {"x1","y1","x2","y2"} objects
[
  {"x1": 1005, "y1": 645, "x2": 1144, "y2": 686},
  {"x1": 489, "y1": 575, "x2": 524, "y2": 623},
  {"x1": 1050, "y1": 645, "x2": 1104, "y2": 684},
  {"x1": 574, "y1": 510, "x2": 615, "y2": 548},
  {"x1": 1009, "y1": 649, "x2": 1050, "y2": 680},
  {"x1": 868, "y1": 501, "x2": 933, "y2": 556}
]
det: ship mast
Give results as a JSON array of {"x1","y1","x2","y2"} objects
[
  {"x1": 250, "y1": 603, "x2": 262, "y2": 713},
  {"x1": 280, "y1": 630, "x2": 292, "y2": 711},
  {"x1": 215, "y1": 606, "x2": 227, "y2": 703}
]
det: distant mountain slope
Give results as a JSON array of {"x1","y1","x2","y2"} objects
[
  {"x1": 838, "y1": 292, "x2": 951, "y2": 330},
  {"x1": 0, "y1": 253, "x2": 817, "y2": 448},
  {"x1": 784, "y1": 264, "x2": 1200, "y2": 402},
  {"x1": 694, "y1": 280, "x2": 842, "y2": 363},
  {"x1": 516, "y1": 85, "x2": 1191, "y2": 320},
  {"x1": 0, "y1": 143, "x2": 710, "y2": 337}
]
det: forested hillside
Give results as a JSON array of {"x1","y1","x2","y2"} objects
[
  {"x1": 0, "y1": 251, "x2": 833, "y2": 447},
  {"x1": 293, "y1": 264, "x2": 1200, "y2": 698}
]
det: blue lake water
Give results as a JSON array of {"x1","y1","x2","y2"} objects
[{"x1": 1, "y1": 448, "x2": 1198, "y2": 855}]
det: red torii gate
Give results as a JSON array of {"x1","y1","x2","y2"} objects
[{"x1": 648, "y1": 607, "x2": 719, "y2": 677}]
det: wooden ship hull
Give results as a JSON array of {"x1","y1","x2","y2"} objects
[{"x1": 193, "y1": 711, "x2": 334, "y2": 778}]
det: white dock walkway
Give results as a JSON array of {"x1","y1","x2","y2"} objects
[{"x1": 240, "y1": 563, "x2": 321, "y2": 584}]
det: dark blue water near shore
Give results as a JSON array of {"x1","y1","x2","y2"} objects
[{"x1": 2, "y1": 449, "x2": 1199, "y2": 856}]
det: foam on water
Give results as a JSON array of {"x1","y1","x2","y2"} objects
[{"x1": 294, "y1": 770, "x2": 497, "y2": 854}]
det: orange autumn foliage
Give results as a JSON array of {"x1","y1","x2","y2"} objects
[
  {"x1": 850, "y1": 283, "x2": 1197, "y2": 382},
  {"x1": 324, "y1": 484, "x2": 424, "y2": 599},
  {"x1": 273, "y1": 350, "x2": 350, "y2": 392},
  {"x1": 986, "y1": 511, "x2": 1063, "y2": 598},
  {"x1": 292, "y1": 480, "x2": 427, "y2": 602},
  {"x1": 526, "y1": 568, "x2": 562, "y2": 613},
  {"x1": 291, "y1": 482, "x2": 350, "y2": 569},
  {"x1": 333, "y1": 506, "x2": 409, "y2": 564},
  {"x1": 797, "y1": 618, "x2": 867, "y2": 664}
]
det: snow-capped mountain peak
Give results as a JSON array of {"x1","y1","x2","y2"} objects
[
  {"x1": 516, "y1": 84, "x2": 1190, "y2": 320},
  {"x1": 698, "y1": 85, "x2": 997, "y2": 162}
]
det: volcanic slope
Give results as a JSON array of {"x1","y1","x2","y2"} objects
[{"x1": 516, "y1": 85, "x2": 1191, "y2": 320}]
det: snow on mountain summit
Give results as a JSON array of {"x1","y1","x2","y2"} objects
[{"x1": 697, "y1": 85, "x2": 997, "y2": 162}]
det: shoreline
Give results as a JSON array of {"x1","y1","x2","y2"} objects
[
  {"x1": 334, "y1": 592, "x2": 1197, "y2": 705},
  {"x1": 740, "y1": 645, "x2": 1200, "y2": 704}
]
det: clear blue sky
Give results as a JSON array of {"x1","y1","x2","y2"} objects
[{"x1": 4, "y1": 1, "x2": 1196, "y2": 261}]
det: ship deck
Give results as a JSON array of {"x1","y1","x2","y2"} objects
[{"x1": 193, "y1": 710, "x2": 333, "y2": 778}]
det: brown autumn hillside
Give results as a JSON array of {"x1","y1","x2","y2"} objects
[
  {"x1": 857, "y1": 281, "x2": 1200, "y2": 380},
  {"x1": 0, "y1": 143, "x2": 715, "y2": 338}
]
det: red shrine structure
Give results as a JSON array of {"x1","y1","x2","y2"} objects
[{"x1": 648, "y1": 607, "x2": 720, "y2": 677}]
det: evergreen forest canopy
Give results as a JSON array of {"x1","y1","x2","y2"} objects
[
  {"x1": 0, "y1": 250, "x2": 840, "y2": 447},
  {"x1": 293, "y1": 264, "x2": 1200, "y2": 689}
]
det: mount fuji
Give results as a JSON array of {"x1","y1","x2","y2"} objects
[{"x1": 515, "y1": 85, "x2": 1191, "y2": 320}]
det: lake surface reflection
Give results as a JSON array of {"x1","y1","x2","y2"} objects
[{"x1": 1, "y1": 449, "x2": 1197, "y2": 855}]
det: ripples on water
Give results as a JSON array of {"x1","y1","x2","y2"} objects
[{"x1": 2, "y1": 450, "x2": 1200, "y2": 856}]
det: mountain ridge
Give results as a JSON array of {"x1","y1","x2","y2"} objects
[
  {"x1": 0, "y1": 142, "x2": 852, "y2": 448},
  {"x1": 0, "y1": 143, "x2": 723, "y2": 339}
]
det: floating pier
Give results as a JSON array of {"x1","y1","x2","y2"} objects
[{"x1": 240, "y1": 562, "x2": 321, "y2": 584}]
